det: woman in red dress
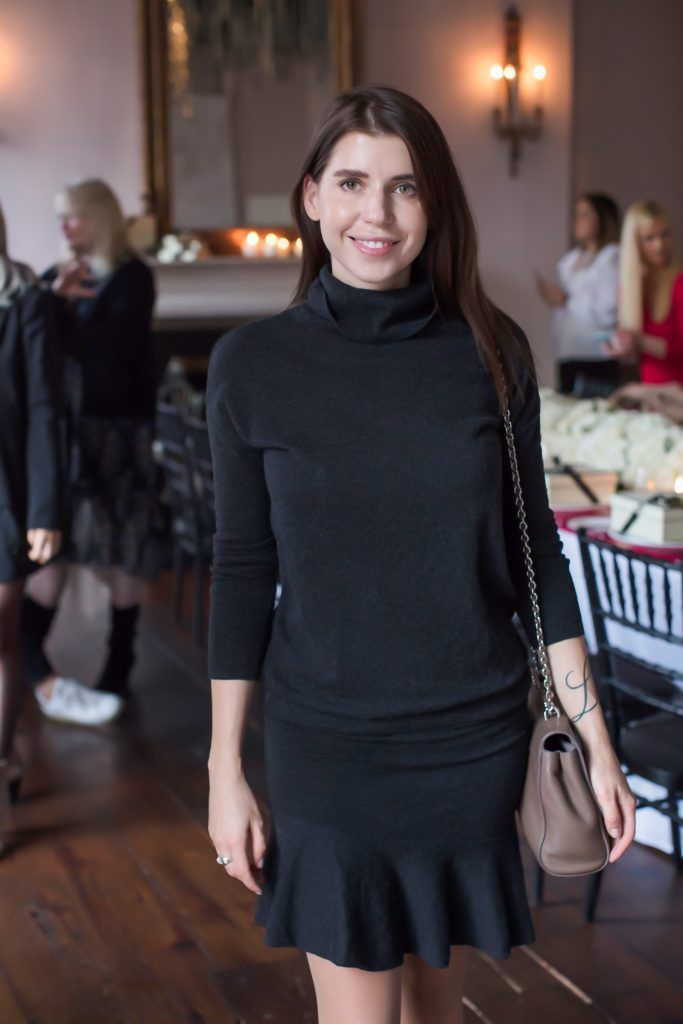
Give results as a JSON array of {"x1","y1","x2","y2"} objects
[{"x1": 604, "y1": 199, "x2": 683, "y2": 385}]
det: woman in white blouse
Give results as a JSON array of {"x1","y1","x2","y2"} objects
[{"x1": 536, "y1": 193, "x2": 621, "y2": 395}]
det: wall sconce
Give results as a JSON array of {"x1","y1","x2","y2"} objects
[{"x1": 490, "y1": 6, "x2": 545, "y2": 177}]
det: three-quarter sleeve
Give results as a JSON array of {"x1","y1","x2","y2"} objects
[
  {"x1": 20, "y1": 287, "x2": 63, "y2": 530},
  {"x1": 205, "y1": 332, "x2": 279, "y2": 681},
  {"x1": 501, "y1": 358, "x2": 585, "y2": 647}
]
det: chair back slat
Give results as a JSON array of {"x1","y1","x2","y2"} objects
[
  {"x1": 664, "y1": 568, "x2": 675, "y2": 636},
  {"x1": 598, "y1": 546, "x2": 614, "y2": 615},
  {"x1": 613, "y1": 552, "x2": 627, "y2": 620},
  {"x1": 644, "y1": 562, "x2": 656, "y2": 632},
  {"x1": 627, "y1": 558, "x2": 640, "y2": 623}
]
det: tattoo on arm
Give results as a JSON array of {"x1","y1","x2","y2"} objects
[{"x1": 564, "y1": 655, "x2": 598, "y2": 723}]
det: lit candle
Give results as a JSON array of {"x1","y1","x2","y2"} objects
[
  {"x1": 275, "y1": 237, "x2": 291, "y2": 259},
  {"x1": 262, "y1": 232, "x2": 278, "y2": 257},
  {"x1": 241, "y1": 230, "x2": 260, "y2": 257},
  {"x1": 532, "y1": 64, "x2": 546, "y2": 109},
  {"x1": 490, "y1": 63, "x2": 504, "y2": 109},
  {"x1": 503, "y1": 64, "x2": 517, "y2": 118}
]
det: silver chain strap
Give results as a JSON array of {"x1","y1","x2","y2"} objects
[{"x1": 496, "y1": 351, "x2": 561, "y2": 720}]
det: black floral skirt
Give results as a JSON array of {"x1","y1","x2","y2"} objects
[{"x1": 63, "y1": 414, "x2": 165, "y2": 581}]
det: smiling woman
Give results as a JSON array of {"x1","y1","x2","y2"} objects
[
  {"x1": 304, "y1": 133, "x2": 427, "y2": 289},
  {"x1": 206, "y1": 84, "x2": 635, "y2": 1024}
]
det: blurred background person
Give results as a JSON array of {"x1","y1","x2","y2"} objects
[
  {"x1": 603, "y1": 199, "x2": 683, "y2": 387},
  {"x1": 21, "y1": 179, "x2": 161, "y2": 726},
  {"x1": 536, "y1": 192, "x2": 621, "y2": 395},
  {"x1": 0, "y1": 200, "x2": 62, "y2": 852}
]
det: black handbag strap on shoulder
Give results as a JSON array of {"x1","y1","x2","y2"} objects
[{"x1": 495, "y1": 349, "x2": 561, "y2": 721}]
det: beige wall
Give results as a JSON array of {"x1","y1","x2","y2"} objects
[
  {"x1": 0, "y1": 0, "x2": 144, "y2": 274},
  {"x1": 573, "y1": 0, "x2": 683, "y2": 245},
  {"x1": 360, "y1": 0, "x2": 574, "y2": 383},
  {"x1": 1, "y1": 0, "x2": 681, "y2": 384}
]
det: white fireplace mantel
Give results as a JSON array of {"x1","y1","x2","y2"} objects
[{"x1": 150, "y1": 255, "x2": 303, "y2": 329}]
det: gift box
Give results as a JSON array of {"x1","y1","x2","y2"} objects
[
  {"x1": 544, "y1": 465, "x2": 619, "y2": 509},
  {"x1": 609, "y1": 490, "x2": 683, "y2": 543}
]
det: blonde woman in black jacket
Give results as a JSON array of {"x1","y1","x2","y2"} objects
[{"x1": 21, "y1": 179, "x2": 160, "y2": 725}]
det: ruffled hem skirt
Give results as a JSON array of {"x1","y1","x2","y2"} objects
[{"x1": 252, "y1": 705, "x2": 536, "y2": 971}]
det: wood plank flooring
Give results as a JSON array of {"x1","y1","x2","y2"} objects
[{"x1": 0, "y1": 567, "x2": 681, "y2": 1023}]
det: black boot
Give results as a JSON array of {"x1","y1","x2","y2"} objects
[
  {"x1": 95, "y1": 604, "x2": 140, "y2": 696},
  {"x1": 20, "y1": 595, "x2": 57, "y2": 687}
]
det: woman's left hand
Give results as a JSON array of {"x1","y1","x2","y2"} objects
[
  {"x1": 603, "y1": 328, "x2": 640, "y2": 359},
  {"x1": 586, "y1": 746, "x2": 637, "y2": 864}
]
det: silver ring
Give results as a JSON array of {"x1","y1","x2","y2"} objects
[{"x1": 216, "y1": 854, "x2": 232, "y2": 866}]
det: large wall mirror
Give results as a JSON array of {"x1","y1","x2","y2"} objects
[{"x1": 141, "y1": 0, "x2": 357, "y2": 243}]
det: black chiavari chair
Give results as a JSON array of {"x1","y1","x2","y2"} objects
[
  {"x1": 181, "y1": 412, "x2": 215, "y2": 644},
  {"x1": 571, "y1": 528, "x2": 681, "y2": 921},
  {"x1": 154, "y1": 401, "x2": 207, "y2": 637}
]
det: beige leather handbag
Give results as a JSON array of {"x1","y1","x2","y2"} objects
[{"x1": 499, "y1": 359, "x2": 611, "y2": 877}]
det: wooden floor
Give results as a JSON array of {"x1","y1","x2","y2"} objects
[{"x1": 1, "y1": 567, "x2": 681, "y2": 1024}]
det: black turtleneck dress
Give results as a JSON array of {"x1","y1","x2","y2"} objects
[{"x1": 206, "y1": 250, "x2": 585, "y2": 970}]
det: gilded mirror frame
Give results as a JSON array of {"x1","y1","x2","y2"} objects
[{"x1": 139, "y1": 0, "x2": 358, "y2": 244}]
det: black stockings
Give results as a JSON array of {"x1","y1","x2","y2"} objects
[{"x1": 0, "y1": 581, "x2": 25, "y2": 760}]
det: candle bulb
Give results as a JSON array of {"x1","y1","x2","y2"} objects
[
  {"x1": 490, "y1": 63, "x2": 504, "y2": 110},
  {"x1": 502, "y1": 64, "x2": 517, "y2": 120},
  {"x1": 532, "y1": 64, "x2": 546, "y2": 109},
  {"x1": 276, "y1": 237, "x2": 291, "y2": 259},
  {"x1": 241, "y1": 230, "x2": 260, "y2": 257},
  {"x1": 262, "y1": 232, "x2": 278, "y2": 257}
]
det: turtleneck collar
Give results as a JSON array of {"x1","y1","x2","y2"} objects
[{"x1": 305, "y1": 245, "x2": 440, "y2": 343}]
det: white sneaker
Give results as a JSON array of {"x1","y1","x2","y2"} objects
[{"x1": 35, "y1": 676, "x2": 125, "y2": 726}]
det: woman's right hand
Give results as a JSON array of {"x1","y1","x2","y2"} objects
[
  {"x1": 208, "y1": 764, "x2": 268, "y2": 895},
  {"x1": 27, "y1": 528, "x2": 62, "y2": 563},
  {"x1": 535, "y1": 274, "x2": 567, "y2": 307},
  {"x1": 51, "y1": 259, "x2": 97, "y2": 300}
]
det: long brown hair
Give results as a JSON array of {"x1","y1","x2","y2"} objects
[
  {"x1": 288, "y1": 85, "x2": 534, "y2": 411},
  {"x1": 578, "y1": 192, "x2": 621, "y2": 250}
]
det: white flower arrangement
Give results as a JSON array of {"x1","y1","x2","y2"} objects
[
  {"x1": 156, "y1": 233, "x2": 211, "y2": 263},
  {"x1": 539, "y1": 388, "x2": 683, "y2": 491}
]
